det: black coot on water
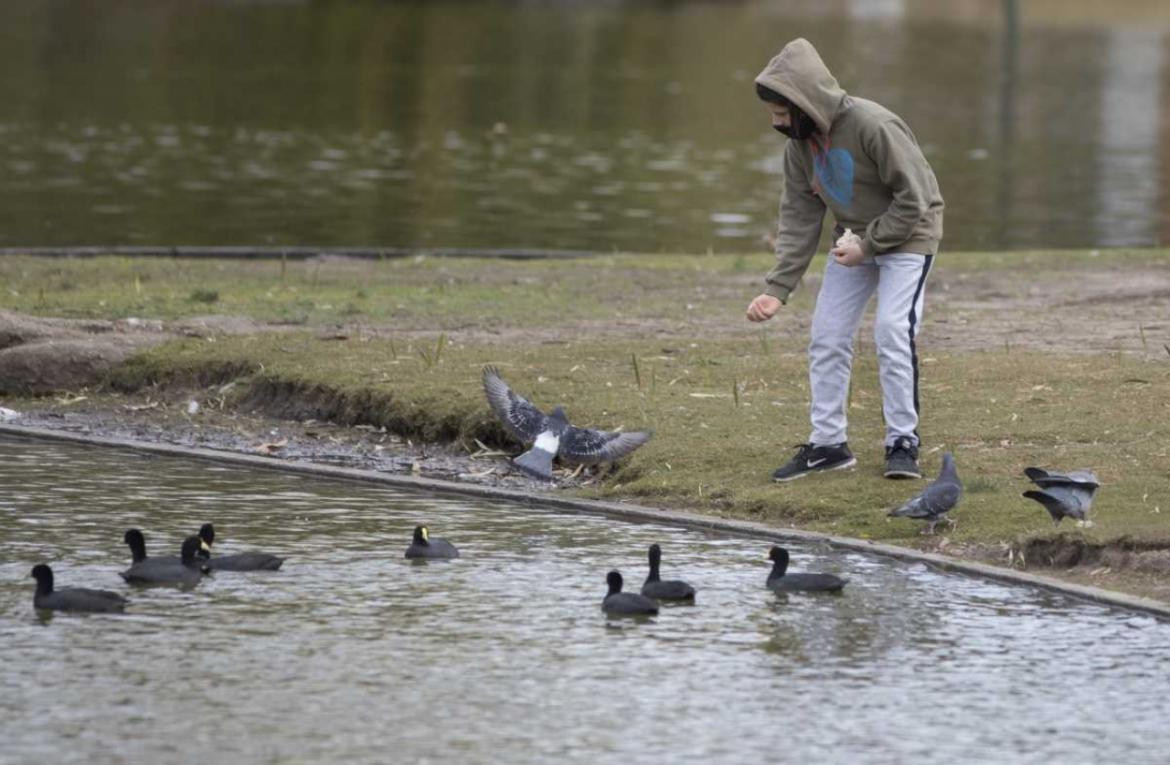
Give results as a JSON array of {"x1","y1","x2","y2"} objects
[
  {"x1": 405, "y1": 525, "x2": 459, "y2": 559},
  {"x1": 31, "y1": 564, "x2": 127, "y2": 613},
  {"x1": 641, "y1": 544, "x2": 696, "y2": 601},
  {"x1": 121, "y1": 535, "x2": 209, "y2": 587},
  {"x1": 766, "y1": 546, "x2": 846, "y2": 593},
  {"x1": 602, "y1": 571, "x2": 658, "y2": 615},
  {"x1": 197, "y1": 523, "x2": 284, "y2": 571}
]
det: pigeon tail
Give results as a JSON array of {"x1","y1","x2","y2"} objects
[
  {"x1": 888, "y1": 501, "x2": 924, "y2": 519},
  {"x1": 514, "y1": 446, "x2": 556, "y2": 481}
]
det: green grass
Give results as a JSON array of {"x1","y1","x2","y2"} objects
[
  {"x1": 3, "y1": 250, "x2": 1169, "y2": 569},
  {"x1": 2, "y1": 249, "x2": 1166, "y2": 329},
  {"x1": 104, "y1": 330, "x2": 1170, "y2": 550}
]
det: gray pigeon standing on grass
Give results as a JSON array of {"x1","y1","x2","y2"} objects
[
  {"x1": 888, "y1": 452, "x2": 963, "y2": 534},
  {"x1": 482, "y1": 366, "x2": 652, "y2": 481},
  {"x1": 1022, "y1": 467, "x2": 1099, "y2": 527}
]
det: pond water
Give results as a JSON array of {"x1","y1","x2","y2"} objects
[
  {"x1": 1, "y1": 1, "x2": 1168, "y2": 253},
  {"x1": 2, "y1": 435, "x2": 1170, "y2": 763}
]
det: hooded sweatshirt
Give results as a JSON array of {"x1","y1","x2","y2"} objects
[{"x1": 756, "y1": 38, "x2": 944, "y2": 303}]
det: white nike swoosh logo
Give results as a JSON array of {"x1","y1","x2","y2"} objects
[{"x1": 807, "y1": 458, "x2": 827, "y2": 467}]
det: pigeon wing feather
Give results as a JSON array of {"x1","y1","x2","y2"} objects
[
  {"x1": 921, "y1": 482, "x2": 961, "y2": 515},
  {"x1": 890, "y1": 482, "x2": 959, "y2": 519},
  {"x1": 560, "y1": 427, "x2": 651, "y2": 465},
  {"x1": 1025, "y1": 466, "x2": 1099, "y2": 489},
  {"x1": 482, "y1": 367, "x2": 547, "y2": 443}
]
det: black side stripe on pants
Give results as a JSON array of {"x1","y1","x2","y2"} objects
[{"x1": 907, "y1": 254, "x2": 934, "y2": 435}]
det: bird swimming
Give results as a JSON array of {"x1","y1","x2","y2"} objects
[
  {"x1": 124, "y1": 528, "x2": 180, "y2": 566},
  {"x1": 1022, "y1": 467, "x2": 1100, "y2": 527},
  {"x1": 121, "y1": 535, "x2": 209, "y2": 586},
  {"x1": 482, "y1": 366, "x2": 651, "y2": 481},
  {"x1": 405, "y1": 525, "x2": 460, "y2": 559},
  {"x1": 602, "y1": 570, "x2": 659, "y2": 615},
  {"x1": 31, "y1": 564, "x2": 127, "y2": 613},
  {"x1": 766, "y1": 546, "x2": 846, "y2": 593},
  {"x1": 197, "y1": 523, "x2": 284, "y2": 571},
  {"x1": 888, "y1": 452, "x2": 963, "y2": 534},
  {"x1": 641, "y1": 544, "x2": 696, "y2": 601}
]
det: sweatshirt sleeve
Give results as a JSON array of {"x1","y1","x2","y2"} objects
[
  {"x1": 764, "y1": 145, "x2": 826, "y2": 303},
  {"x1": 859, "y1": 119, "x2": 935, "y2": 258}
]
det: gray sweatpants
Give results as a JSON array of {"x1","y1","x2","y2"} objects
[{"x1": 808, "y1": 252, "x2": 934, "y2": 448}]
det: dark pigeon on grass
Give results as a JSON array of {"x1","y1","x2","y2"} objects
[
  {"x1": 888, "y1": 452, "x2": 963, "y2": 534},
  {"x1": 482, "y1": 366, "x2": 652, "y2": 481},
  {"x1": 1022, "y1": 467, "x2": 1100, "y2": 527}
]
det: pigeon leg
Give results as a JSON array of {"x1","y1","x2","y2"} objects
[
  {"x1": 567, "y1": 463, "x2": 586, "y2": 480},
  {"x1": 921, "y1": 520, "x2": 937, "y2": 536},
  {"x1": 947, "y1": 517, "x2": 958, "y2": 532}
]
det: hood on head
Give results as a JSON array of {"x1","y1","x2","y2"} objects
[{"x1": 755, "y1": 38, "x2": 846, "y2": 136}]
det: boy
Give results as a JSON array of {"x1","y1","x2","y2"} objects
[{"x1": 745, "y1": 38, "x2": 944, "y2": 482}]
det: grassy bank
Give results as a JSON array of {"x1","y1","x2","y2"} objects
[
  {"x1": 2, "y1": 250, "x2": 1169, "y2": 587},
  {"x1": 107, "y1": 331, "x2": 1169, "y2": 542}
]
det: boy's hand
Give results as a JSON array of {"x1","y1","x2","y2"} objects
[
  {"x1": 746, "y1": 294, "x2": 781, "y2": 322},
  {"x1": 830, "y1": 238, "x2": 864, "y2": 267}
]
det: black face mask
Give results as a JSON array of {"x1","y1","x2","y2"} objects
[{"x1": 773, "y1": 109, "x2": 817, "y2": 140}]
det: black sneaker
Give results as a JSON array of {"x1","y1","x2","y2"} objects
[
  {"x1": 884, "y1": 436, "x2": 922, "y2": 479},
  {"x1": 772, "y1": 442, "x2": 856, "y2": 482}
]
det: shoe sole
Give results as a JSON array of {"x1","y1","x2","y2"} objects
[
  {"x1": 883, "y1": 468, "x2": 922, "y2": 479},
  {"x1": 773, "y1": 457, "x2": 857, "y2": 483}
]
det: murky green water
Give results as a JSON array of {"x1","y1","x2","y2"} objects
[
  {"x1": 3, "y1": 436, "x2": 1170, "y2": 763},
  {"x1": 1, "y1": 1, "x2": 1167, "y2": 253}
]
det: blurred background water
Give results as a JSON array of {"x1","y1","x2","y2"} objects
[{"x1": 0, "y1": 0, "x2": 1168, "y2": 253}]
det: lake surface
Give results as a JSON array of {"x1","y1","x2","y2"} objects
[
  {"x1": 2, "y1": 435, "x2": 1170, "y2": 764},
  {"x1": 1, "y1": 1, "x2": 1168, "y2": 254}
]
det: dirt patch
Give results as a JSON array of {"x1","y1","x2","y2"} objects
[
  {"x1": 3, "y1": 257, "x2": 1169, "y2": 396},
  {"x1": 0, "y1": 339, "x2": 148, "y2": 395},
  {"x1": 0, "y1": 310, "x2": 291, "y2": 394},
  {"x1": 923, "y1": 264, "x2": 1170, "y2": 354}
]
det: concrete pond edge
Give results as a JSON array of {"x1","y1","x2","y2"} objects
[{"x1": 5, "y1": 421, "x2": 1168, "y2": 620}]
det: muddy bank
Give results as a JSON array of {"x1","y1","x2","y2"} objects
[
  {"x1": 1013, "y1": 534, "x2": 1170, "y2": 576},
  {"x1": 0, "y1": 309, "x2": 277, "y2": 394},
  {"x1": 2, "y1": 393, "x2": 575, "y2": 492}
]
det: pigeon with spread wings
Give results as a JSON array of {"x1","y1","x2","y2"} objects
[
  {"x1": 482, "y1": 366, "x2": 652, "y2": 481},
  {"x1": 1022, "y1": 467, "x2": 1099, "y2": 527}
]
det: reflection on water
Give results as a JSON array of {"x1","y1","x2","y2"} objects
[
  {"x1": 3, "y1": 436, "x2": 1170, "y2": 763},
  {"x1": 0, "y1": 1, "x2": 1167, "y2": 252}
]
